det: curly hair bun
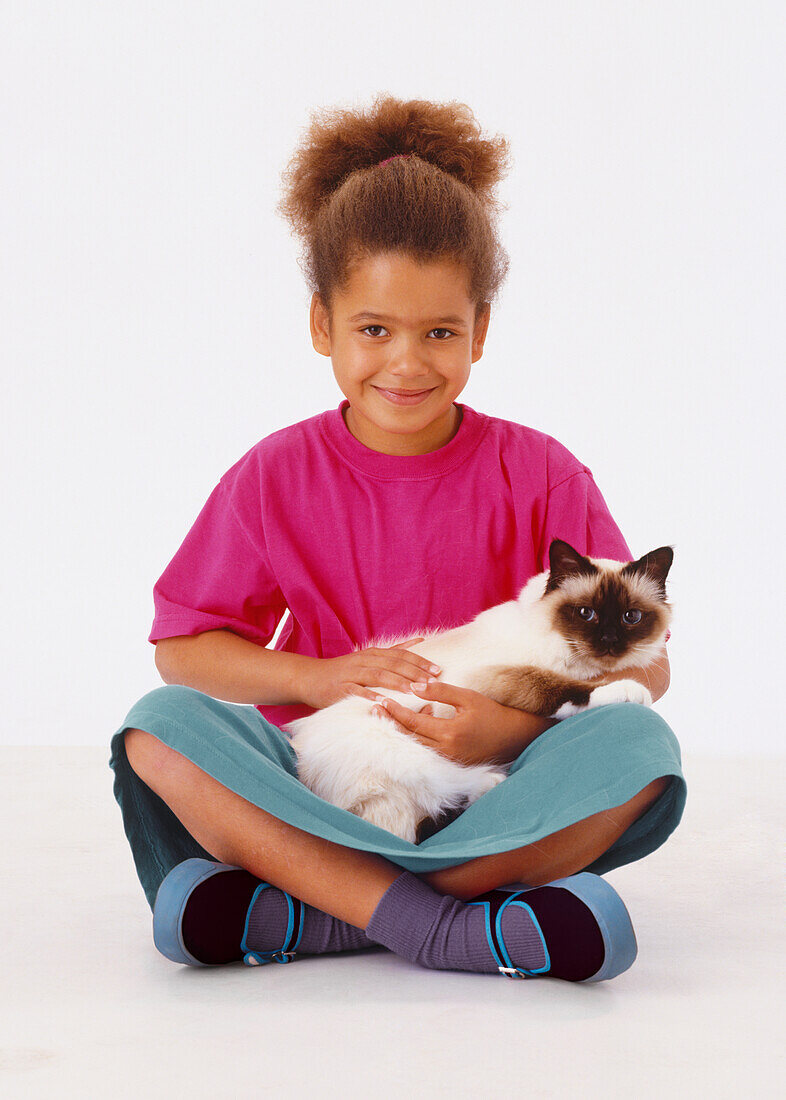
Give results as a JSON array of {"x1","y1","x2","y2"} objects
[{"x1": 276, "y1": 93, "x2": 513, "y2": 316}]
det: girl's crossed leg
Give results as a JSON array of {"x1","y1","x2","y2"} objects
[{"x1": 124, "y1": 726, "x2": 668, "y2": 926}]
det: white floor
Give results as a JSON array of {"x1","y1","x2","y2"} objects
[{"x1": 1, "y1": 748, "x2": 783, "y2": 1099}]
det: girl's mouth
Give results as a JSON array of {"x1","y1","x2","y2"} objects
[{"x1": 373, "y1": 386, "x2": 435, "y2": 406}]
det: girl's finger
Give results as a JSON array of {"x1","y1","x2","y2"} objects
[
  {"x1": 342, "y1": 684, "x2": 388, "y2": 704},
  {"x1": 381, "y1": 649, "x2": 441, "y2": 678},
  {"x1": 409, "y1": 679, "x2": 467, "y2": 705},
  {"x1": 361, "y1": 666, "x2": 438, "y2": 695},
  {"x1": 374, "y1": 698, "x2": 438, "y2": 743},
  {"x1": 387, "y1": 641, "x2": 441, "y2": 680}
]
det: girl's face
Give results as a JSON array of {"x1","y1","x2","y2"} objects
[{"x1": 310, "y1": 251, "x2": 490, "y2": 456}]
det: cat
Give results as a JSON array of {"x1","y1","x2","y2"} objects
[{"x1": 284, "y1": 538, "x2": 674, "y2": 843}]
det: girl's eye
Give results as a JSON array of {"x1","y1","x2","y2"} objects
[
  {"x1": 623, "y1": 609, "x2": 642, "y2": 625},
  {"x1": 359, "y1": 326, "x2": 455, "y2": 339},
  {"x1": 578, "y1": 607, "x2": 597, "y2": 622}
]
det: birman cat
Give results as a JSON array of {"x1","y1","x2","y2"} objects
[{"x1": 286, "y1": 538, "x2": 673, "y2": 843}]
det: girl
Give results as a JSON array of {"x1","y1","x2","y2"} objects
[{"x1": 110, "y1": 94, "x2": 686, "y2": 982}]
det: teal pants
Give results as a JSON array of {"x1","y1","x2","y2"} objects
[{"x1": 109, "y1": 685, "x2": 687, "y2": 912}]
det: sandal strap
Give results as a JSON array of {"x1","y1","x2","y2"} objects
[
  {"x1": 241, "y1": 884, "x2": 305, "y2": 967},
  {"x1": 467, "y1": 889, "x2": 551, "y2": 979}
]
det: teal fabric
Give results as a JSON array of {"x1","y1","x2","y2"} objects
[{"x1": 109, "y1": 685, "x2": 687, "y2": 912}]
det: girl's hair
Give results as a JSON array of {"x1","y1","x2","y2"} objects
[{"x1": 275, "y1": 93, "x2": 514, "y2": 325}]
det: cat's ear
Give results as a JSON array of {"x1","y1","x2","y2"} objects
[
  {"x1": 544, "y1": 539, "x2": 598, "y2": 594},
  {"x1": 622, "y1": 545, "x2": 674, "y2": 597}
]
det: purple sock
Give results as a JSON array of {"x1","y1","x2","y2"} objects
[
  {"x1": 245, "y1": 883, "x2": 376, "y2": 956},
  {"x1": 364, "y1": 871, "x2": 547, "y2": 974}
]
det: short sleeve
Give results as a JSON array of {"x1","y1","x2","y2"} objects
[
  {"x1": 148, "y1": 477, "x2": 287, "y2": 647},
  {"x1": 537, "y1": 469, "x2": 633, "y2": 572}
]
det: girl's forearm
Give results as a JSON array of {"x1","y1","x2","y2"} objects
[
  {"x1": 154, "y1": 628, "x2": 316, "y2": 705},
  {"x1": 492, "y1": 707, "x2": 560, "y2": 764}
]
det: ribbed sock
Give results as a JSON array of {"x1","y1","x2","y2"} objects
[
  {"x1": 364, "y1": 870, "x2": 605, "y2": 980},
  {"x1": 181, "y1": 868, "x2": 375, "y2": 965}
]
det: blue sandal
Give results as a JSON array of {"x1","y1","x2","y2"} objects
[
  {"x1": 468, "y1": 872, "x2": 638, "y2": 982},
  {"x1": 153, "y1": 860, "x2": 636, "y2": 982},
  {"x1": 152, "y1": 857, "x2": 304, "y2": 968}
]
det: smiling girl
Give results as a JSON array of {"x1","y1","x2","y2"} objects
[{"x1": 110, "y1": 94, "x2": 685, "y2": 982}]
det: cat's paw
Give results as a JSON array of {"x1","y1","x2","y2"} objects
[
  {"x1": 553, "y1": 700, "x2": 584, "y2": 720},
  {"x1": 477, "y1": 769, "x2": 507, "y2": 795},
  {"x1": 463, "y1": 768, "x2": 507, "y2": 807},
  {"x1": 587, "y1": 680, "x2": 653, "y2": 709},
  {"x1": 359, "y1": 800, "x2": 420, "y2": 843}
]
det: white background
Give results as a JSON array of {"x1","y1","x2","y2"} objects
[{"x1": 2, "y1": 1, "x2": 783, "y2": 753}]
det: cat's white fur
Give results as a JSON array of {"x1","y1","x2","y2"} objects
[{"x1": 284, "y1": 558, "x2": 667, "y2": 843}]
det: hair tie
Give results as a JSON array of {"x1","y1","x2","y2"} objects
[{"x1": 378, "y1": 153, "x2": 412, "y2": 166}]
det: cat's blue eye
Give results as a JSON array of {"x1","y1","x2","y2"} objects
[
  {"x1": 623, "y1": 609, "x2": 642, "y2": 625},
  {"x1": 578, "y1": 607, "x2": 597, "y2": 622}
]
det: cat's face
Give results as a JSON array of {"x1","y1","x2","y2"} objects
[{"x1": 542, "y1": 539, "x2": 673, "y2": 669}]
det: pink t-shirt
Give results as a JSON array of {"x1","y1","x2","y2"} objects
[{"x1": 149, "y1": 399, "x2": 642, "y2": 729}]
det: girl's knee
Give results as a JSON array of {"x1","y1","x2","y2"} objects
[
  {"x1": 134, "y1": 683, "x2": 206, "y2": 710},
  {"x1": 124, "y1": 727, "x2": 173, "y2": 779}
]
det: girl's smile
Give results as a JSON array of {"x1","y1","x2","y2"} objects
[{"x1": 373, "y1": 384, "x2": 437, "y2": 405}]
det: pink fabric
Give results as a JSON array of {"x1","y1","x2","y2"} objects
[{"x1": 149, "y1": 399, "x2": 654, "y2": 729}]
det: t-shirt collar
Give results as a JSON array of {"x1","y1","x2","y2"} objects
[{"x1": 320, "y1": 398, "x2": 487, "y2": 480}]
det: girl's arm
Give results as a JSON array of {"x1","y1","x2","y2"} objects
[
  {"x1": 155, "y1": 628, "x2": 316, "y2": 706},
  {"x1": 375, "y1": 682, "x2": 560, "y2": 767}
]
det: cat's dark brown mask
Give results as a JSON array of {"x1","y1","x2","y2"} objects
[{"x1": 543, "y1": 539, "x2": 673, "y2": 665}]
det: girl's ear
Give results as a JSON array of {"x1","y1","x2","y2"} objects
[
  {"x1": 310, "y1": 292, "x2": 332, "y2": 355},
  {"x1": 471, "y1": 303, "x2": 492, "y2": 361}
]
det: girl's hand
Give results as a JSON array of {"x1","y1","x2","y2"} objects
[
  {"x1": 371, "y1": 679, "x2": 539, "y2": 767},
  {"x1": 301, "y1": 636, "x2": 441, "y2": 710}
]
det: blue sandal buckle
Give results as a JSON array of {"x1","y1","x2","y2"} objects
[{"x1": 243, "y1": 949, "x2": 297, "y2": 967}]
